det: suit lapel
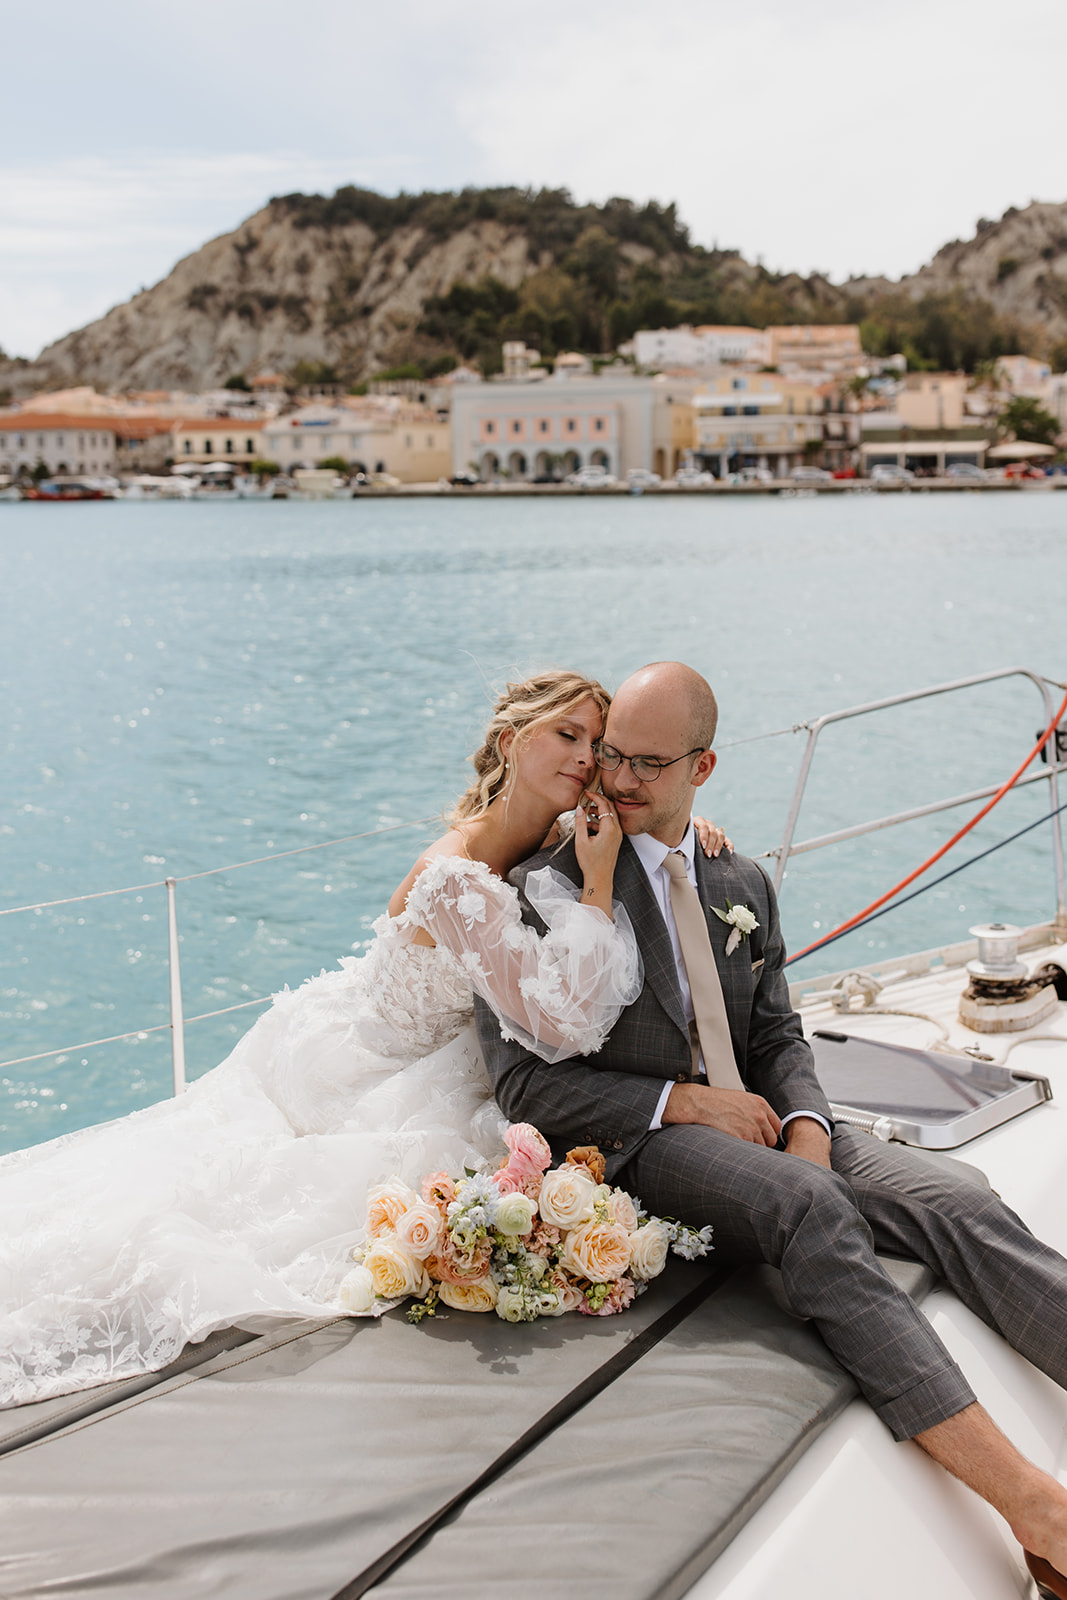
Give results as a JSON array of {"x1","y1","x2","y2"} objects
[{"x1": 615, "y1": 839, "x2": 689, "y2": 1036}]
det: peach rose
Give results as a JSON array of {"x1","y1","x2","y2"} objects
[
  {"x1": 560, "y1": 1220, "x2": 633, "y2": 1284},
  {"x1": 537, "y1": 1166, "x2": 597, "y2": 1229},
  {"x1": 628, "y1": 1221, "x2": 670, "y2": 1281},
  {"x1": 421, "y1": 1171, "x2": 456, "y2": 1214},
  {"x1": 437, "y1": 1277, "x2": 499, "y2": 1313},
  {"x1": 504, "y1": 1122, "x2": 553, "y2": 1178},
  {"x1": 363, "y1": 1236, "x2": 431, "y2": 1299},
  {"x1": 395, "y1": 1198, "x2": 444, "y2": 1260},
  {"x1": 544, "y1": 1269, "x2": 586, "y2": 1314},
  {"x1": 365, "y1": 1178, "x2": 419, "y2": 1238},
  {"x1": 434, "y1": 1234, "x2": 494, "y2": 1285},
  {"x1": 610, "y1": 1190, "x2": 640, "y2": 1232}
]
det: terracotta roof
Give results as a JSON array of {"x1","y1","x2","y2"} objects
[
  {"x1": 0, "y1": 414, "x2": 118, "y2": 433},
  {"x1": 172, "y1": 417, "x2": 267, "y2": 433},
  {"x1": 113, "y1": 417, "x2": 175, "y2": 440}
]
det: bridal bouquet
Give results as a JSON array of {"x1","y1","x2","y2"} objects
[{"x1": 337, "y1": 1123, "x2": 713, "y2": 1323}]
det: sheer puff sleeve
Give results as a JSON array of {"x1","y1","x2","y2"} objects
[{"x1": 402, "y1": 856, "x2": 643, "y2": 1064}]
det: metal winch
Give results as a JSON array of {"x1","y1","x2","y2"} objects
[{"x1": 958, "y1": 923, "x2": 1062, "y2": 1034}]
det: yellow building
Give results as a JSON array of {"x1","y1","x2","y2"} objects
[
  {"x1": 692, "y1": 375, "x2": 822, "y2": 476},
  {"x1": 896, "y1": 373, "x2": 968, "y2": 431},
  {"x1": 172, "y1": 418, "x2": 269, "y2": 465}
]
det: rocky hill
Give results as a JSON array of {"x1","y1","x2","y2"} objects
[
  {"x1": 5, "y1": 187, "x2": 1067, "y2": 394},
  {"x1": 0, "y1": 187, "x2": 848, "y2": 394}
]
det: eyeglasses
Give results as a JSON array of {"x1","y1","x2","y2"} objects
[{"x1": 593, "y1": 740, "x2": 705, "y2": 783}]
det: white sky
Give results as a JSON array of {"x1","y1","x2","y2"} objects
[{"x1": 3, "y1": 0, "x2": 1066, "y2": 359}]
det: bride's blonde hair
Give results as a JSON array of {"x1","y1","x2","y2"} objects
[{"x1": 450, "y1": 669, "x2": 611, "y2": 822}]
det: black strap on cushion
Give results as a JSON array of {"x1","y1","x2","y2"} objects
[{"x1": 327, "y1": 1264, "x2": 731, "y2": 1600}]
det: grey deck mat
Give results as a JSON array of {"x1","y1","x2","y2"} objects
[
  {"x1": 373, "y1": 1258, "x2": 932, "y2": 1600},
  {"x1": 1, "y1": 1148, "x2": 983, "y2": 1598},
  {"x1": 0, "y1": 1324, "x2": 259, "y2": 1456},
  {"x1": 0, "y1": 1261, "x2": 724, "y2": 1600}
]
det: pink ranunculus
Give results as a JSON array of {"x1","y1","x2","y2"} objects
[
  {"x1": 492, "y1": 1164, "x2": 528, "y2": 1196},
  {"x1": 504, "y1": 1122, "x2": 553, "y2": 1180},
  {"x1": 579, "y1": 1277, "x2": 637, "y2": 1316},
  {"x1": 421, "y1": 1171, "x2": 457, "y2": 1215}
]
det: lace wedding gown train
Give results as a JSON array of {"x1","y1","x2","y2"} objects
[{"x1": 0, "y1": 857, "x2": 642, "y2": 1407}]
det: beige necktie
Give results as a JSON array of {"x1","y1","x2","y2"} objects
[{"x1": 662, "y1": 852, "x2": 745, "y2": 1091}]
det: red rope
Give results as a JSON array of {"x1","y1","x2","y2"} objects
[{"x1": 788, "y1": 684, "x2": 1067, "y2": 964}]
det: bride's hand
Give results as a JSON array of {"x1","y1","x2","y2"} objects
[
  {"x1": 694, "y1": 815, "x2": 733, "y2": 858},
  {"x1": 574, "y1": 791, "x2": 622, "y2": 914}
]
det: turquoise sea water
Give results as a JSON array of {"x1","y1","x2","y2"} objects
[{"x1": 2, "y1": 490, "x2": 1065, "y2": 1154}]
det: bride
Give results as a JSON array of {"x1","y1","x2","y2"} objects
[{"x1": 0, "y1": 669, "x2": 727, "y2": 1408}]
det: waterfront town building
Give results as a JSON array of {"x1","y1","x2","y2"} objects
[
  {"x1": 634, "y1": 326, "x2": 770, "y2": 369},
  {"x1": 0, "y1": 414, "x2": 117, "y2": 477},
  {"x1": 691, "y1": 374, "x2": 823, "y2": 477},
  {"x1": 260, "y1": 403, "x2": 450, "y2": 482},
  {"x1": 449, "y1": 369, "x2": 701, "y2": 480},
  {"x1": 765, "y1": 325, "x2": 863, "y2": 374},
  {"x1": 172, "y1": 417, "x2": 268, "y2": 466},
  {"x1": 896, "y1": 372, "x2": 969, "y2": 432}
]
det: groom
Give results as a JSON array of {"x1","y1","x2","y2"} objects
[{"x1": 475, "y1": 659, "x2": 1067, "y2": 1579}]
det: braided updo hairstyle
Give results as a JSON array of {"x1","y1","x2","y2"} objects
[{"x1": 449, "y1": 669, "x2": 611, "y2": 823}]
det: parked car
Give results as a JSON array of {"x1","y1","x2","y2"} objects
[
  {"x1": 625, "y1": 468, "x2": 662, "y2": 488},
  {"x1": 736, "y1": 466, "x2": 773, "y2": 484},
  {"x1": 532, "y1": 473, "x2": 563, "y2": 484},
  {"x1": 672, "y1": 468, "x2": 715, "y2": 488},
  {"x1": 831, "y1": 468, "x2": 857, "y2": 479},
  {"x1": 448, "y1": 471, "x2": 481, "y2": 487},
  {"x1": 790, "y1": 465, "x2": 832, "y2": 482},
  {"x1": 946, "y1": 463, "x2": 986, "y2": 481},
  {"x1": 1004, "y1": 462, "x2": 1048, "y2": 480},
  {"x1": 869, "y1": 464, "x2": 916, "y2": 483},
  {"x1": 566, "y1": 466, "x2": 617, "y2": 487}
]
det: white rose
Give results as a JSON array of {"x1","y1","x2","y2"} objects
[
  {"x1": 628, "y1": 1221, "x2": 670, "y2": 1281},
  {"x1": 496, "y1": 1286, "x2": 532, "y2": 1323},
  {"x1": 336, "y1": 1265, "x2": 377, "y2": 1315},
  {"x1": 494, "y1": 1192, "x2": 536, "y2": 1237},
  {"x1": 394, "y1": 1198, "x2": 444, "y2": 1260},
  {"x1": 364, "y1": 1237, "x2": 431, "y2": 1299},
  {"x1": 538, "y1": 1166, "x2": 597, "y2": 1228},
  {"x1": 438, "y1": 1277, "x2": 498, "y2": 1313},
  {"x1": 730, "y1": 904, "x2": 759, "y2": 936}
]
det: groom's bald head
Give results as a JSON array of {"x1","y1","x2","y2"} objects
[
  {"x1": 613, "y1": 662, "x2": 718, "y2": 749},
  {"x1": 600, "y1": 663, "x2": 719, "y2": 844}
]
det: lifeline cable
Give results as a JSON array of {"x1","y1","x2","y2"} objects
[
  {"x1": 783, "y1": 796, "x2": 1067, "y2": 966},
  {"x1": 784, "y1": 795, "x2": 1067, "y2": 967},
  {"x1": 785, "y1": 686, "x2": 1067, "y2": 966}
]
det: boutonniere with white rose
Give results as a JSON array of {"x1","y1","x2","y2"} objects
[{"x1": 711, "y1": 899, "x2": 760, "y2": 956}]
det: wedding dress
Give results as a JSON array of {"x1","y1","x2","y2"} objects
[{"x1": 0, "y1": 856, "x2": 642, "y2": 1408}]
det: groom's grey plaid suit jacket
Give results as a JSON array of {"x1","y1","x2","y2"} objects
[{"x1": 475, "y1": 835, "x2": 832, "y2": 1182}]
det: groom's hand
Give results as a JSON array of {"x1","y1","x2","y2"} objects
[{"x1": 662, "y1": 1083, "x2": 781, "y2": 1147}]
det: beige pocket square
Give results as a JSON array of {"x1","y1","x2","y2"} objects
[{"x1": 751, "y1": 958, "x2": 765, "y2": 974}]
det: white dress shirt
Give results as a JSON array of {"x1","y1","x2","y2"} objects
[{"x1": 629, "y1": 823, "x2": 831, "y2": 1140}]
